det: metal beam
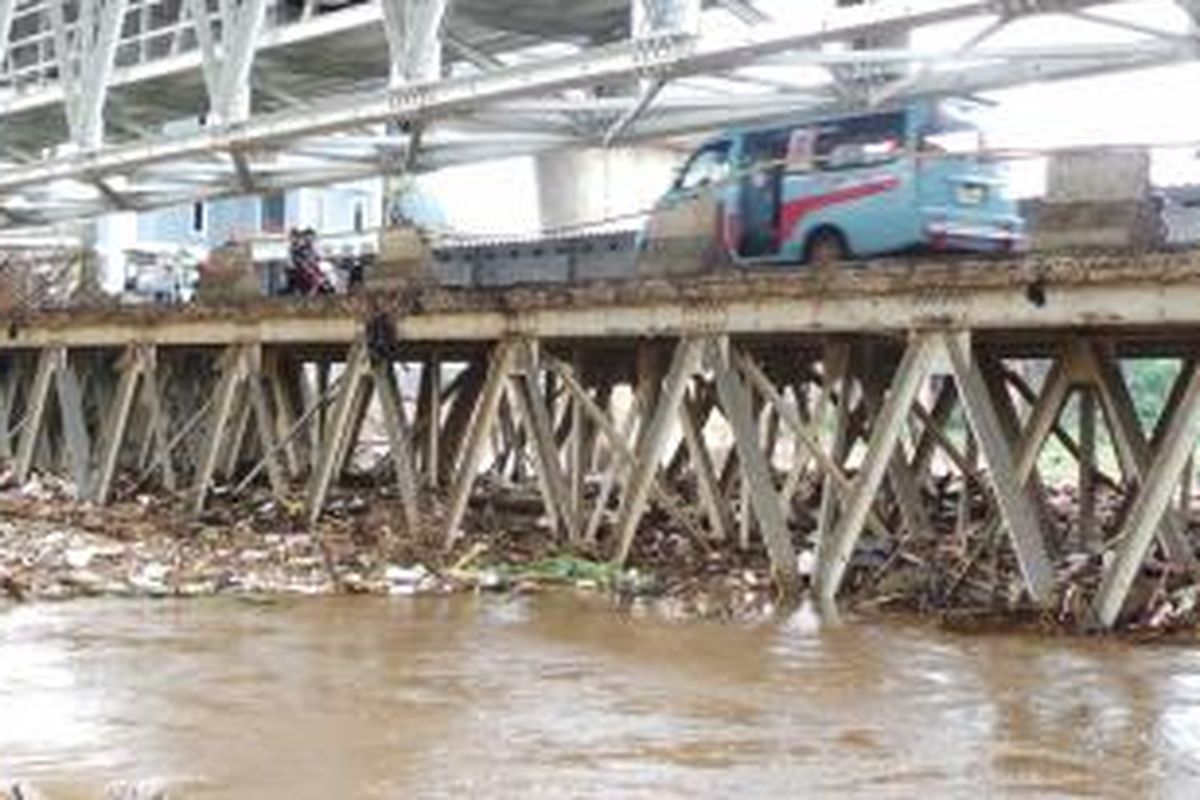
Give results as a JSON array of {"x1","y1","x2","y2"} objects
[
  {"x1": 0, "y1": 0, "x2": 1122, "y2": 200},
  {"x1": 381, "y1": 0, "x2": 448, "y2": 86},
  {"x1": 713, "y1": 0, "x2": 770, "y2": 25},
  {"x1": 49, "y1": 0, "x2": 132, "y2": 148},
  {"x1": 0, "y1": 0, "x2": 15, "y2": 69},
  {"x1": 1, "y1": 38, "x2": 1184, "y2": 226},
  {"x1": 185, "y1": 0, "x2": 270, "y2": 122}
]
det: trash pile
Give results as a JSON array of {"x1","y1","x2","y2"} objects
[
  {"x1": 6, "y1": 463, "x2": 1196, "y2": 634},
  {"x1": 0, "y1": 477, "x2": 746, "y2": 611},
  {"x1": 835, "y1": 480, "x2": 1200, "y2": 637}
]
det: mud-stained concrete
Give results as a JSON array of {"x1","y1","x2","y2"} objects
[{"x1": 8, "y1": 248, "x2": 1200, "y2": 343}]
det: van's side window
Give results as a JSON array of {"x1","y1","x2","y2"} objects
[
  {"x1": 677, "y1": 141, "x2": 731, "y2": 191},
  {"x1": 814, "y1": 112, "x2": 906, "y2": 171},
  {"x1": 786, "y1": 129, "x2": 816, "y2": 172}
]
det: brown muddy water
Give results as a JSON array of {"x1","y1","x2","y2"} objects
[{"x1": 2, "y1": 595, "x2": 1199, "y2": 799}]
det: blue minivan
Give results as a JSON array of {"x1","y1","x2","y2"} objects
[{"x1": 642, "y1": 100, "x2": 1025, "y2": 268}]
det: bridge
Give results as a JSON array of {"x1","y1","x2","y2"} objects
[
  {"x1": 4, "y1": 0, "x2": 1200, "y2": 631},
  {"x1": 1, "y1": 0, "x2": 1199, "y2": 226},
  {"x1": 3, "y1": 251, "x2": 1200, "y2": 629}
]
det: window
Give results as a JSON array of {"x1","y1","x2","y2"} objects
[
  {"x1": 677, "y1": 141, "x2": 731, "y2": 191},
  {"x1": 786, "y1": 128, "x2": 816, "y2": 172},
  {"x1": 261, "y1": 192, "x2": 286, "y2": 233},
  {"x1": 814, "y1": 112, "x2": 906, "y2": 171},
  {"x1": 920, "y1": 128, "x2": 982, "y2": 155},
  {"x1": 191, "y1": 201, "x2": 206, "y2": 234},
  {"x1": 919, "y1": 101, "x2": 985, "y2": 155}
]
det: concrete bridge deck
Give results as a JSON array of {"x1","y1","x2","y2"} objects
[{"x1": 5, "y1": 249, "x2": 1200, "y2": 348}]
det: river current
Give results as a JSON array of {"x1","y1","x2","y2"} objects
[{"x1": 2, "y1": 595, "x2": 1199, "y2": 798}]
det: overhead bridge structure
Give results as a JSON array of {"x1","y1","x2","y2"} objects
[{"x1": 1, "y1": 0, "x2": 1200, "y2": 227}]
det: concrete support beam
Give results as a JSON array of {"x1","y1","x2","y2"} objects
[
  {"x1": 307, "y1": 341, "x2": 370, "y2": 525},
  {"x1": 140, "y1": 350, "x2": 177, "y2": 492},
  {"x1": 567, "y1": 353, "x2": 588, "y2": 523},
  {"x1": 510, "y1": 344, "x2": 579, "y2": 541},
  {"x1": 371, "y1": 355, "x2": 422, "y2": 532},
  {"x1": 52, "y1": 349, "x2": 91, "y2": 496},
  {"x1": 711, "y1": 339, "x2": 800, "y2": 594},
  {"x1": 264, "y1": 353, "x2": 302, "y2": 479},
  {"x1": 945, "y1": 332, "x2": 1056, "y2": 605},
  {"x1": 436, "y1": 361, "x2": 485, "y2": 488},
  {"x1": 1012, "y1": 351, "x2": 1072, "y2": 481},
  {"x1": 613, "y1": 337, "x2": 701, "y2": 565},
  {"x1": 1094, "y1": 363, "x2": 1200, "y2": 627},
  {"x1": 220, "y1": 384, "x2": 251, "y2": 480},
  {"x1": 245, "y1": 351, "x2": 288, "y2": 502},
  {"x1": 911, "y1": 379, "x2": 957, "y2": 478},
  {"x1": 736, "y1": 348, "x2": 891, "y2": 541},
  {"x1": 814, "y1": 332, "x2": 938, "y2": 608},
  {"x1": 545, "y1": 354, "x2": 704, "y2": 546},
  {"x1": 422, "y1": 357, "x2": 441, "y2": 487},
  {"x1": 443, "y1": 340, "x2": 517, "y2": 547},
  {"x1": 680, "y1": 389, "x2": 731, "y2": 542},
  {"x1": 192, "y1": 346, "x2": 247, "y2": 513},
  {"x1": 1077, "y1": 385, "x2": 1097, "y2": 549},
  {"x1": 14, "y1": 349, "x2": 57, "y2": 484},
  {"x1": 814, "y1": 342, "x2": 853, "y2": 554},
  {"x1": 1081, "y1": 342, "x2": 1194, "y2": 563},
  {"x1": 93, "y1": 346, "x2": 145, "y2": 504},
  {"x1": 0, "y1": 360, "x2": 19, "y2": 461},
  {"x1": 862, "y1": 348, "x2": 934, "y2": 543}
]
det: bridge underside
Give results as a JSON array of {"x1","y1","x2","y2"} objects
[{"x1": 3, "y1": 252, "x2": 1200, "y2": 628}]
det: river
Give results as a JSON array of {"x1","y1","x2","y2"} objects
[{"x1": 2, "y1": 595, "x2": 1199, "y2": 798}]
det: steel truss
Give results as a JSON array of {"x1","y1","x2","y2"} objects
[{"x1": 0, "y1": 0, "x2": 1198, "y2": 229}]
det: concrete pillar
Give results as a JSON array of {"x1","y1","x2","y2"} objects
[
  {"x1": 533, "y1": 146, "x2": 681, "y2": 232},
  {"x1": 88, "y1": 210, "x2": 138, "y2": 295}
]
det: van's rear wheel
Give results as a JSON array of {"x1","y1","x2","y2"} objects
[{"x1": 806, "y1": 229, "x2": 849, "y2": 274}]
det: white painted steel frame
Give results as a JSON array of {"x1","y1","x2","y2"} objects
[{"x1": 1, "y1": 0, "x2": 1193, "y2": 228}]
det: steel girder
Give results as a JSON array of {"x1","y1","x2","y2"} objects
[{"x1": 0, "y1": 0, "x2": 1195, "y2": 230}]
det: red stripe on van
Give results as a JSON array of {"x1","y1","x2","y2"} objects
[{"x1": 778, "y1": 176, "x2": 901, "y2": 244}]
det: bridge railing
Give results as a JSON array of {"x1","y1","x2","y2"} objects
[{"x1": 0, "y1": 0, "x2": 372, "y2": 95}]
